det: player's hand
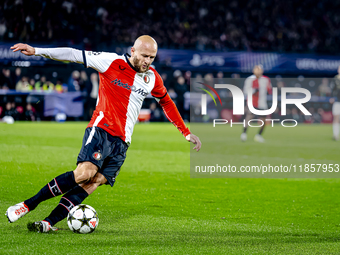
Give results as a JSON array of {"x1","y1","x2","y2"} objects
[
  {"x1": 330, "y1": 98, "x2": 335, "y2": 104},
  {"x1": 10, "y1": 43, "x2": 35, "y2": 56},
  {"x1": 186, "y1": 134, "x2": 201, "y2": 152}
]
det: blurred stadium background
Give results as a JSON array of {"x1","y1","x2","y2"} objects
[{"x1": 0, "y1": 0, "x2": 339, "y2": 123}]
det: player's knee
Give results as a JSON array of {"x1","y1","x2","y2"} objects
[
  {"x1": 74, "y1": 162, "x2": 98, "y2": 184},
  {"x1": 74, "y1": 170, "x2": 96, "y2": 184},
  {"x1": 81, "y1": 181, "x2": 100, "y2": 195},
  {"x1": 90, "y1": 173, "x2": 107, "y2": 185},
  {"x1": 80, "y1": 173, "x2": 107, "y2": 195}
]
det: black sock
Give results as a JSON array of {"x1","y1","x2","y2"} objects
[
  {"x1": 259, "y1": 125, "x2": 265, "y2": 135},
  {"x1": 243, "y1": 126, "x2": 248, "y2": 133},
  {"x1": 44, "y1": 186, "x2": 89, "y2": 226},
  {"x1": 24, "y1": 171, "x2": 77, "y2": 211}
]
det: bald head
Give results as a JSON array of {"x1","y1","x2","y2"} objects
[
  {"x1": 133, "y1": 35, "x2": 158, "y2": 51},
  {"x1": 130, "y1": 35, "x2": 158, "y2": 73}
]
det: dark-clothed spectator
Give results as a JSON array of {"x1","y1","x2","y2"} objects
[
  {"x1": 1, "y1": 69, "x2": 14, "y2": 90},
  {"x1": 68, "y1": 71, "x2": 80, "y2": 92},
  {"x1": 25, "y1": 103, "x2": 36, "y2": 121},
  {"x1": 174, "y1": 76, "x2": 188, "y2": 119},
  {"x1": 4, "y1": 102, "x2": 18, "y2": 120}
]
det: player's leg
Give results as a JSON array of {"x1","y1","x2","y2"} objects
[
  {"x1": 241, "y1": 112, "x2": 253, "y2": 142},
  {"x1": 254, "y1": 116, "x2": 266, "y2": 143},
  {"x1": 27, "y1": 129, "x2": 127, "y2": 232},
  {"x1": 6, "y1": 127, "x2": 100, "y2": 223},
  {"x1": 24, "y1": 137, "x2": 100, "y2": 210},
  {"x1": 6, "y1": 162, "x2": 98, "y2": 223},
  {"x1": 27, "y1": 172, "x2": 107, "y2": 233},
  {"x1": 44, "y1": 172, "x2": 107, "y2": 226},
  {"x1": 26, "y1": 161, "x2": 99, "y2": 208},
  {"x1": 6, "y1": 171, "x2": 77, "y2": 223}
]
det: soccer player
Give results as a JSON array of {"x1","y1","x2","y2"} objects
[
  {"x1": 6, "y1": 35, "x2": 201, "y2": 232},
  {"x1": 330, "y1": 66, "x2": 340, "y2": 141},
  {"x1": 240, "y1": 65, "x2": 272, "y2": 143}
]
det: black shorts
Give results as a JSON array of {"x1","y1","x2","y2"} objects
[{"x1": 77, "y1": 127, "x2": 128, "y2": 187}]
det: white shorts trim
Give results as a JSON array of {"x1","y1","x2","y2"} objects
[{"x1": 85, "y1": 111, "x2": 104, "y2": 146}]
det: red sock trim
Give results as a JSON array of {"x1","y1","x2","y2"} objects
[{"x1": 23, "y1": 203, "x2": 30, "y2": 212}]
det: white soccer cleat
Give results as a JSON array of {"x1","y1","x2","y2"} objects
[
  {"x1": 6, "y1": 202, "x2": 29, "y2": 223},
  {"x1": 254, "y1": 134, "x2": 265, "y2": 143},
  {"x1": 240, "y1": 133, "x2": 247, "y2": 142},
  {"x1": 27, "y1": 220, "x2": 58, "y2": 233}
]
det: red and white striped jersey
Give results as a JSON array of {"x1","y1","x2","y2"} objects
[
  {"x1": 83, "y1": 51, "x2": 189, "y2": 144},
  {"x1": 243, "y1": 75, "x2": 272, "y2": 109}
]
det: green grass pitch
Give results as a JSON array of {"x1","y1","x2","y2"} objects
[{"x1": 1, "y1": 122, "x2": 340, "y2": 254}]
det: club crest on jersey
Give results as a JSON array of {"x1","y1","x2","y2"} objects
[
  {"x1": 143, "y1": 75, "x2": 150, "y2": 84},
  {"x1": 92, "y1": 151, "x2": 102, "y2": 161}
]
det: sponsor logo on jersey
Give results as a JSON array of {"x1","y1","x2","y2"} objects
[
  {"x1": 131, "y1": 87, "x2": 148, "y2": 96},
  {"x1": 111, "y1": 78, "x2": 148, "y2": 96},
  {"x1": 92, "y1": 151, "x2": 102, "y2": 161}
]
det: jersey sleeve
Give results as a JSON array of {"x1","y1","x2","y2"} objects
[
  {"x1": 83, "y1": 51, "x2": 119, "y2": 73},
  {"x1": 151, "y1": 71, "x2": 167, "y2": 99},
  {"x1": 157, "y1": 93, "x2": 191, "y2": 137},
  {"x1": 35, "y1": 47, "x2": 84, "y2": 64},
  {"x1": 34, "y1": 48, "x2": 118, "y2": 73},
  {"x1": 151, "y1": 70, "x2": 190, "y2": 137}
]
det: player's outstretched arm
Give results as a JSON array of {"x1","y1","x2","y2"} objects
[
  {"x1": 11, "y1": 43, "x2": 84, "y2": 65},
  {"x1": 186, "y1": 134, "x2": 202, "y2": 152},
  {"x1": 11, "y1": 43, "x2": 35, "y2": 56},
  {"x1": 11, "y1": 44, "x2": 115, "y2": 73}
]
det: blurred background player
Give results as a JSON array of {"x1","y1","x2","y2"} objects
[
  {"x1": 241, "y1": 65, "x2": 272, "y2": 143},
  {"x1": 330, "y1": 66, "x2": 340, "y2": 141}
]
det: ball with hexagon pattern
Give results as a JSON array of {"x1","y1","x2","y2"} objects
[{"x1": 67, "y1": 204, "x2": 99, "y2": 233}]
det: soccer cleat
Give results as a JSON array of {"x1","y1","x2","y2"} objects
[
  {"x1": 240, "y1": 133, "x2": 247, "y2": 142},
  {"x1": 6, "y1": 202, "x2": 29, "y2": 223},
  {"x1": 254, "y1": 134, "x2": 265, "y2": 143},
  {"x1": 333, "y1": 136, "x2": 339, "y2": 141},
  {"x1": 27, "y1": 221, "x2": 58, "y2": 233}
]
